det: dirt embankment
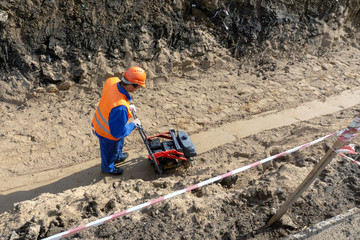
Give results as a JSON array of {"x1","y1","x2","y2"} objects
[
  {"x1": 0, "y1": 0, "x2": 360, "y2": 240},
  {"x1": 0, "y1": 0, "x2": 359, "y2": 101}
]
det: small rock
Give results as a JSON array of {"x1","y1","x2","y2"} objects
[
  {"x1": 28, "y1": 224, "x2": 41, "y2": 238},
  {"x1": 259, "y1": 206, "x2": 269, "y2": 214},
  {"x1": 182, "y1": 63, "x2": 196, "y2": 72},
  {"x1": 270, "y1": 207, "x2": 277, "y2": 215},
  {"x1": 61, "y1": 60, "x2": 69, "y2": 69},
  {"x1": 40, "y1": 55, "x2": 47, "y2": 62},
  {"x1": 26, "y1": 92, "x2": 38, "y2": 99},
  {"x1": 233, "y1": 152, "x2": 251, "y2": 158},
  {"x1": 58, "y1": 81, "x2": 73, "y2": 90},
  {"x1": 54, "y1": 45, "x2": 64, "y2": 57},
  {"x1": 191, "y1": 188, "x2": 204, "y2": 197},
  {"x1": 35, "y1": 87, "x2": 46, "y2": 93},
  {"x1": 200, "y1": 59, "x2": 212, "y2": 70},
  {"x1": 42, "y1": 64, "x2": 56, "y2": 81},
  {"x1": 73, "y1": 65, "x2": 87, "y2": 77},
  {"x1": 79, "y1": 78, "x2": 89, "y2": 84},
  {"x1": 46, "y1": 84, "x2": 59, "y2": 93},
  {"x1": 295, "y1": 157, "x2": 306, "y2": 167},
  {"x1": 220, "y1": 175, "x2": 238, "y2": 189},
  {"x1": 9, "y1": 231, "x2": 19, "y2": 240},
  {"x1": 0, "y1": 10, "x2": 8, "y2": 23},
  {"x1": 105, "y1": 199, "x2": 116, "y2": 211},
  {"x1": 275, "y1": 187, "x2": 283, "y2": 195},
  {"x1": 294, "y1": 198, "x2": 305, "y2": 206},
  {"x1": 262, "y1": 161, "x2": 273, "y2": 171},
  {"x1": 280, "y1": 214, "x2": 298, "y2": 229}
]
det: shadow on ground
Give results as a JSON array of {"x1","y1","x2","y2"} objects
[{"x1": 0, "y1": 155, "x2": 161, "y2": 213}]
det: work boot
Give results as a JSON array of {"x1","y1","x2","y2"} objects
[
  {"x1": 109, "y1": 167, "x2": 123, "y2": 175},
  {"x1": 115, "y1": 152, "x2": 129, "y2": 164}
]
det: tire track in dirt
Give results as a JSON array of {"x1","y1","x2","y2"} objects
[{"x1": 1, "y1": 87, "x2": 360, "y2": 213}]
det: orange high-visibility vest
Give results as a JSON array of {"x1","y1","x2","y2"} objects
[{"x1": 92, "y1": 77, "x2": 132, "y2": 141}]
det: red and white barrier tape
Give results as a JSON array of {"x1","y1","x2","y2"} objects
[
  {"x1": 43, "y1": 131, "x2": 337, "y2": 240},
  {"x1": 336, "y1": 144, "x2": 360, "y2": 165},
  {"x1": 337, "y1": 117, "x2": 360, "y2": 142},
  {"x1": 339, "y1": 154, "x2": 360, "y2": 165}
]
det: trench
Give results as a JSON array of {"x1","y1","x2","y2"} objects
[{"x1": 1, "y1": 87, "x2": 360, "y2": 213}]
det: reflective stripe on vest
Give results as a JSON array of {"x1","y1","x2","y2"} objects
[{"x1": 94, "y1": 106, "x2": 111, "y2": 135}]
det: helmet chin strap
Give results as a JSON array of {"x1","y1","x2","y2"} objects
[{"x1": 121, "y1": 76, "x2": 133, "y2": 85}]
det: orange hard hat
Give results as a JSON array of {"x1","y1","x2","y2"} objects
[{"x1": 123, "y1": 66, "x2": 146, "y2": 87}]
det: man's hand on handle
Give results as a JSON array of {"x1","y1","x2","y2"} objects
[
  {"x1": 132, "y1": 118, "x2": 141, "y2": 126},
  {"x1": 130, "y1": 104, "x2": 136, "y2": 113},
  {"x1": 130, "y1": 104, "x2": 140, "y2": 126}
]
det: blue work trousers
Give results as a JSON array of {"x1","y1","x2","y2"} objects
[{"x1": 97, "y1": 136, "x2": 125, "y2": 173}]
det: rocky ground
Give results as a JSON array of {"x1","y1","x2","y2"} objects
[{"x1": 0, "y1": 0, "x2": 360, "y2": 239}]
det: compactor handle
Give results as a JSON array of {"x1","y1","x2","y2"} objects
[{"x1": 131, "y1": 109, "x2": 163, "y2": 174}]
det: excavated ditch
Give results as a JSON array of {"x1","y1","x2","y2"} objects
[{"x1": 0, "y1": 0, "x2": 360, "y2": 239}]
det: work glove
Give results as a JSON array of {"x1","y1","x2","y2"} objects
[
  {"x1": 130, "y1": 104, "x2": 136, "y2": 114},
  {"x1": 133, "y1": 118, "x2": 141, "y2": 126}
]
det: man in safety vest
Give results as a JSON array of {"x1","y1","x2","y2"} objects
[{"x1": 92, "y1": 66, "x2": 145, "y2": 175}]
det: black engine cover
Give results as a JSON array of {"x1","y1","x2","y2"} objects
[
  {"x1": 147, "y1": 130, "x2": 197, "y2": 158},
  {"x1": 177, "y1": 131, "x2": 197, "y2": 157}
]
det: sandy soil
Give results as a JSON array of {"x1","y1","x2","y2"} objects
[
  {"x1": 1, "y1": 44, "x2": 360, "y2": 239},
  {"x1": 1, "y1": 0, "x2": 360, "y2": 239}
]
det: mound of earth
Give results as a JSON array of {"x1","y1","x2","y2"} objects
[{"x1": 0, "y1": 0, "x2": 360, "y2": 239}]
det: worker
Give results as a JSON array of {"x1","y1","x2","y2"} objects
[{"x1": 92, "y1": 66, "x2": 146, "y2": 175}]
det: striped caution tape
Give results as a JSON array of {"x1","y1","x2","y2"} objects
[
  {"x1": 43, "y1": 131, "x2": 337, "y2": 240},
  {"x1": 336, "y1": 144, "x2": 360, "y2": 165},
  {"x1": 339, "y1": 154, "x2": 360, "y2": 165},
  {"x1": 337, "y1": 117, "x2": 360, "y2": 142}
]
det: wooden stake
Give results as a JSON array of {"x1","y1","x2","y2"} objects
[{"x1": 267, "y1": 117, "x2": 359, "y2": 226}]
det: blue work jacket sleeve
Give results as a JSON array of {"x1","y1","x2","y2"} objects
[{"x1": 108, "y1": 105, "x2": 136, "y2": 139}]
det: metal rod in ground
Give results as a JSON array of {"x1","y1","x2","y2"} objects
[{"x1": 266, "y1": 116, "x2": 359, "y2": 226}]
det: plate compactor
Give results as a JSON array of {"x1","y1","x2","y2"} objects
[{"x1": 133, "y1": 112, "x2": 197, "y2": 174}]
